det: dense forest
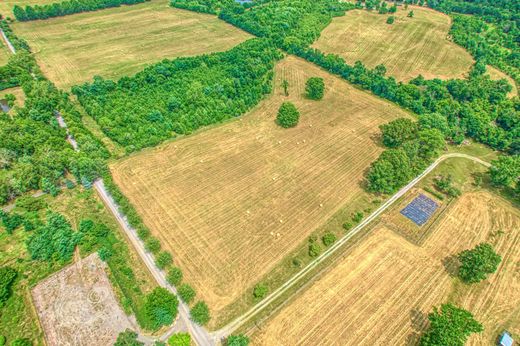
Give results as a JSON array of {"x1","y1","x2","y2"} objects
[
  {"x1": 0, "y1": 20, "x2": 108, "y2": 205},
  {"x1": 428, "y1": 0, "x2": 519, "y2": 86},
  {"x1": 73, "y1": 38, "x2": 282, "y2": 152},
  {"x1": 12, "y1": 0, "x2": 150, "y2": 21}
]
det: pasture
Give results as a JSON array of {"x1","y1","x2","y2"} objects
[
  {"x1": 32, "y1": 254, "x2": 135, "y2": 345},
  {"x1": 11, "y1": 0, "x2": 251, "y2": 89},
  {"x1": 110, "y1": 55, "x2": 410, "y2": 326},
  {"x1": 313, "y1": 6, "x2": 474, "y2": 81},
  {"x1": 253, "y1": 190, "x2": 520, "y2": 345}
]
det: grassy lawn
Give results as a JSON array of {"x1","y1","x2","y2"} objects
[
  {"x1": 313, "y1": 5, "x2": 474, "y2": 81},
  {"x1": 11, "y1": 0, "x2": 251, "y2": 89}
]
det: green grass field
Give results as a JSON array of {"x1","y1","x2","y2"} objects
[
  {"x1": 11, "y1": 0, "x2": 251, "y2": 89},
  {"x1": 313, "y1": 5, "x2": 474, "y2": 81}
]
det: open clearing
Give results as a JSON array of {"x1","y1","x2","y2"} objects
[
  {"x1": 11, "y1": 0, "x2": 251, "y2": 89},
  {"x1": 313, "y1": 6, "x2": 474, "y2": 81},
  {"x1": 32, "y1": 254, "x2": 135, "y2": 346},
  {"x1": 0, "y1": 87, "x2": 25, "y2": 109},
  {"x1": 487, "y1": 65, "x2": 518, "y2": 98},
  {"x1": 111, "y1": 55, "x2": 410, "y2": 326},
  {"x1": 253, "y1": 191, "x2": 520, "y2": 345}
]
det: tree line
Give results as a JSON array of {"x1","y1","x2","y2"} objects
[
  {"x1": 73, "y1": 38, "x2": 283, "y2": 152},
  {"x1": 12, "y1": 0, "x2": 150, "y2": 22}
]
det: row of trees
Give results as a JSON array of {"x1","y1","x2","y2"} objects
[
  {"x1": 73, "y1": 38, "x2": 283, "y2": 152},
  {"x1": 13, "y1": 0, "x2": 149, "y2": 22}
]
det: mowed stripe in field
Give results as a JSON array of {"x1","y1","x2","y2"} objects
[
  {"x1": 253, "y1": 191, "x2": 520, "y2": 345},
  {"x1": 313, "y1": 6, "x2": 474, "y2": 81},
  {"x1": 111, "y1": 56, "x2": 410, "y2": 325},
  {"x1": 11, "y1": 0, "x2": 251, "y2": 89}
]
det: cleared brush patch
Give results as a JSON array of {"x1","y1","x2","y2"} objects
[
  {"x1": 110, "y1": 55, "x2": 410, "y2": 327},
  {"x1": 253, "y1": 191, "x2": 520, "y2": 345},
  {"x1": 31, "y1": 254, "x2": 136, "y2": 345},
  {"x1": 11, "y1": 0, "x2": 251, "y2": 89},
  {"x1": 313, "y1": 6, "x2": 474, "y2": 81}
]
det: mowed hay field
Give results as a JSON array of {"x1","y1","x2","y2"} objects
[
  {"x1": 111, "y1": 55, "x2": 410, "y2": 325},
  {"x1": 313, "y1": 6, "x2": 474, "y2": 81},
  {"x1": 253, "y1": 191, "x2": 520, "y2": 345},
  {"x1": 11, "y1": 0, "x2": 251, "y2": 89}
]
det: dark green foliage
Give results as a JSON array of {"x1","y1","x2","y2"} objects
[
  {"x1": 144, "y1": 288, "x2": 179, "y2": 330},
  {"x1": 170, "y1": 0, "x2": 233, "y2": 14},
  {"x1": 155, "y1": 252, "x2": 173, "y2": 270},
  {"x1": 13, "y1": 0, "x2": 149, "y2": 22},
  {"x1": 177, "y1": 283, "x2": 196, "y2": 304},
  {"x1": 190, "y1": 301, "x2": 210, "y2": 325},
  {"x1": 73, "y1": 39, "x2": 282, "y2": 152},
  {"x1": 0, "y1": 267, "x2": 17, "y2": 308},
  {"x1": 14, "y1": 196, "x2": 47, "y2": 212},
  {"x1": 0, "y1": 335, "x2": 5, "y2": 346},
  {"x1": 145, "y1": 237, "x2": 161, "y2": 254},
  {"x1": 408, "y1": 10, "x2": 414, "y2": 17},
  {"x1": 114, "y1": 329, "x2": 144, "y2": 346},
  {"x1": 489, "y1": 155, "x2": 520, "y2": 188},
  {"x1": 26, "y1": 212, "x2": 81, "y2": 263},
  {"x1": 380, "y1": 118, "x2": 418, "y2": 148},
  {"x1": 367, "y1": 149, "x2": 413, "y2": 194},
  {"x1": 276, "y1": 102, "x2": 300, "y2": 128},
  {"x1": 420, "y1": 304, "x2": 483, "y2": 346},
  {"x1": 322, "y1": 232, "x2": 336, "y2": 247},
  {"x1": 386, "y1": 16, "x2": 395, "y2": 24},
  {"x1": 227, "y1": 335, "x2": 250, "y2": 346},
  {"x1": 9, "y1": 339, "x2": 31, "y2": 346},
  {"x1": 458, "y1": 243, "x2": 501, "y2": 284},
  {"x1": 305, "y1": 77, "x2": 325, "y2": 100},
  {"x1": 253, "y1": 283, "x2": 268, "y2": 299},
  {"x1": 0, "y1": 211, "x2": 24, "y2": 234},
  {"x1": 308, "y1": 242, "x2": 321, "y2": 258},
  {"x1": 434, "y1": 175, "x2": 461, "y2": 197},
  {"x1": 167, "y1": 267, "x2": 183, "y2": 286},
  {"x1": 168, "y1": 333, "x2": 191, "y2": 346}
]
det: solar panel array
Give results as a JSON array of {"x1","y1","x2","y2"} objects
[{"x1": 400, "y1": 194, "x2": 439, "y2": 226}]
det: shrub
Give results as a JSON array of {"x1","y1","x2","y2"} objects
[
  {"x1": 155, "y1": 252, "x2": 173, "y2": 270},
  {"x1": 322, "y1": 232, "x2": 336, "y2": 247},
  {"x1": 9, "y1": 339, "x2": 31, "y2": 346},
  {"x1": 352, "y1": 211, "x2": 364, "y2": 223},
  {"x1": 168, "y1": 333, "x2": 191, "y2": 346},
  {"x1": 305, "y1": 77, "x2": 325, "y2": 100},
  {"x1": 253, "y1": 283, "x2": 268, "y2": 299},
  {"x1": 227, "y1": 334, "x2": 250, "y2": 346},
  {"x1": 15, "y1": 196, "x2": 47, "y2": 212},
  {"x1": 0, "y1": 267, "x2": 17, "y2": 307},
  {"x1": 458, "y1": 243, "x2": 501, "y2": 284},
  {"x1": 145, "y1": 237, "x2": 161, "y2": 254},
  {"x1": 387, "y1": 16, "x2": 395, "y2": 24},
  {"x1": 167, "y1": 267, "x2": 183, "y2": 286},
  {"x1": 98, "y1": 247, "x2": 113, "y2": 262},
  {"x1": 420, "y1": 304, "x2": 482, "y2": 345},
  {"x1": 309, "y1": 242, "x2": 321, "y2": 258},
  {"x1": 178, "y1": 284, "x2": 196, "y2": 304},
  {"x1": 144, "y1": 288, "x2": 179, "y2": 329},
  {"x1": 190, "y1": 301, "x2": 210, "y2": 325},
  {"x1": 342, "y1": 222, "x2": 353, "y2": 231},
  {"x1": 276, "y1": 102, "x2": 300, "y2": 128},
  {"x1": 114, "y1": 330, "x2": 143, "y2": 346}
]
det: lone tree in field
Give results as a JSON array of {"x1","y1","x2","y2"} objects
[
  {"x1": 387, "y1": 16, "x2": 395, "y2": 24},
  {"x1": 276, "y1": 102, "x2": 300, "y2": 128},
  {"x1": 144, "y1": 287, "x2": 179, "y2": 329},
  {"x1": 457, "y1": 243, "x2": 501, "y2": 284},
  {"x1": 420, "y1": 304, "x2": 483, "y2": 346},
  {"x1": 305, "y1": 77, "x2": 325, "y2": 100},
  {"x1": 282, "y1": 79, "x2": 289, "y2": 96}
]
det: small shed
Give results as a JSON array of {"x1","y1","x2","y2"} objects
[{"x1": 499, "y1": 331, "x2": 514, "y2": 346}]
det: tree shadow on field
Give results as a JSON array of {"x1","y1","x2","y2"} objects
[
  {"x1": 442, "y1": 254, "x2": 460, "y2": 277},
  {"x1": 405, "y1": 308, "x2": 429, "y2": 346}
]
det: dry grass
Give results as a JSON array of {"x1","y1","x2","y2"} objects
[
  {"x1": 11, "y1": 0, "x2": 251, "y2": 89},
  {"x1": 0, "y1": 0, "x2": 56, "y2": 18},
  {"x1": 32, "y1": 254, "x2": 136, "y2": 346},
  {"x1": 487, "y1": 65, "x2": 518, "y2": 98},
  {"x1": 253, "y1": 191, "x2": 520, "y2": 345},
  {"x1": 110, "y1": 55, "x2": 410, "y2": 326},
  {"x1": 313, "y1": 5, "x2": 474, "y2": 81},
  {"x1": 0, "y1": 87, "x2": 25, "y2": 108}
]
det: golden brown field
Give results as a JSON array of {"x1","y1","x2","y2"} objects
[
  {"x1": 111, "y1": 55, "x2": 410, "y2": 326},
  {"x1": 11, "y1": 0, "x2": 251, "y2": 89},
  {"x1": 313, "y1": 6, "x2": 474, "y2": 81},
  {"x1": 253, "y1": 191, "x2": 520, "y2": 345}
]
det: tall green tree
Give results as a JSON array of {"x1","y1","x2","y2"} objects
[
  {"x1": 489, "y1": 155, "x2": 520, "y2": 188},
  {"x1": 379, "y1": 118, "x2": 418, "y2": 148},
  {"x1": 143, "y1": 288, "x2": 179, "y2": 329},
  {"x1": 458, "y1": 243, "x2": 501, "y2": 284},
  {"x1": 305, "y1": 77, "x2": 325, "y2": 100},
  {"x1": 276, "y1": 102, "x2": 300, "y2": 128}
]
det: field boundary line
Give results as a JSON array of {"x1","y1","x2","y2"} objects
[{"x1": 212, "y1": 153, "x2": 491, "y2": 338}]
